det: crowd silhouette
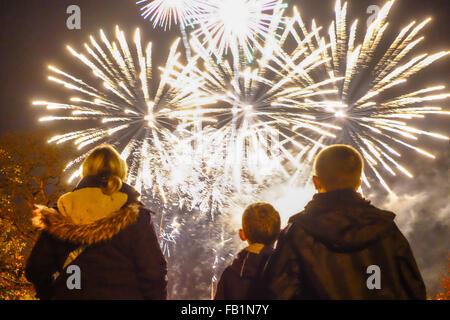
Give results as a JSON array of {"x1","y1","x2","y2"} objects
[{"x1": 25, "y1": 144, "x2": 426, "y2": 300}]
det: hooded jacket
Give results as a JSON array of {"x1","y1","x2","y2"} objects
[
  {"x1": 215, "y1": 244, "x2": 273, "y2": 300},
  {"x1": 264, "y1": 189, "x2": 426, "y2": 300},
  {"x1": 25, "y1": 175, "x2": 167, "y2": 300}
]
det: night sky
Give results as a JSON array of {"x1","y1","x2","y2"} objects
[
  {"x1": 0, "y1": 0, "x2": 449, "y2": 134},
  {"x1": 0, "y1": 0, "x2": 449, "y2": 296}
]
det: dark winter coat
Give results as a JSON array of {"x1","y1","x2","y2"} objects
[
  {"x1": 263, "y1": 189, "x2": 426, "y2": 300},
  {"x1": 215, "y1": 244, "x2": 273, "y2": 300},
  {"x1": 25, "y1": 175, "x2": 167, "y2": 300}
]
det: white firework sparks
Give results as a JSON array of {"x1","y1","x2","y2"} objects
[
  {"x1": 30, "y1": 1, "x2": 450, "y2": 300},
  {"x1": 193, "y1": 0, "x2": 288, "y2": 62},
  {"x1": 170, "y1": 9, "x2": 342, "y2": 214},
  {"x1": 289, "y1": 0, "x2": 450, "y2": 193},
  {"x1": 136, "y1": 0, "x2": 206, "y2": 30},
  {"x1": 33, "y1": 2, "x2": 449, "y2": 211},
  {"x1": 159, "y1": 215, "x2": 181, "y2": 257},
  {"x1": 33, "y1": 26, "x2": 213, "y2": 201}
]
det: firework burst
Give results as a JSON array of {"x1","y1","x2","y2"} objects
[
  {"x1": 193, "y1": 0, "x2": 288, "y2": 62},
  {"x1": 168, "y1": 9, "x2": 343, "y2": 214},
  {"x1": 31, "y1": 1, "x2": 450, "y2": 300},
  {"x1": 136, "y1": 0, "x2": 206, "y2": 31},
  {"x1": 289, "y1": 0, "x2": 450, "y2": 192},
  {"x1": 33, "y1": 26, "x2": 212, "y2": 201}
]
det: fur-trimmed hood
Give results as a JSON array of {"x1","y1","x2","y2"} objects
[
  {"x1": 32, "y1": 203, "x2": 140, "y2": 246},
  {"x1": 32, "y1": 175, "x2": 143, "y2": 245}
]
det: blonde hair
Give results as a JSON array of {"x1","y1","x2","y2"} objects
[
  {"x1": 242, "y1": 202, "x2": 281, "y2": 245},
  {"x1": 314, "y1": 144, "x2": 363, "y2": 191},
  {"x1": 82, "y1": 144, "x2": 128, "y2": 195}
]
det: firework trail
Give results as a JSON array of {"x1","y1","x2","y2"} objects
[
  {"x1": 288, "y1": 0, "x2": 450, "y2": 192},
  {"x1": 159, "y1": 214, "x2": 181, "y2": 257},
  {"x1": 33, "y1": 26, "x2": 213, "y2": 202}
]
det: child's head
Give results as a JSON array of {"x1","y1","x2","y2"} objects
[
  {"x1": 313, "y1": 144, "x2": 363, "y2": 193},
  {"x1": 82, "y1": 144, "x2": 128, "y2": 195},
  {"x1": 240, "y1": 202, "x2": 281, "y2": 246}
]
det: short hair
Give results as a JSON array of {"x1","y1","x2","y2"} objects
[
  {"x1": 314, "y1": 144, "x2": 363, "y2": 191},
  {"x1": 242, "y1": 202, "x2": 281, "y2": 245}
]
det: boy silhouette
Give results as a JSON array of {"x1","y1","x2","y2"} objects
[
  {"x1": 215, "y1": 202, "x2": 281, "y2": 300},
  {"x1": 264, "y1": 144, "x2": 426, "y2": 299}
]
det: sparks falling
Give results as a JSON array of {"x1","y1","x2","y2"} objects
[
  {"x1": 33, "y1": 26, "x2": 211, "y2": 201},
  {"x1": 289, "y1": 0, "x2": 450, "y2": 193}
]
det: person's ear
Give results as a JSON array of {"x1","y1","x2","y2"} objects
[
  {"x1": 312, "y1": 175, "x2": 321, "y2": 191},
  {"x1": 239, "y1": 229, "x2": 247, "y2": 242}
]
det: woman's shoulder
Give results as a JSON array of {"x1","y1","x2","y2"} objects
[
  {"x1": 118, "y1": 205, "x2": 161, "y2": 249},
  {"x1": 131, "y1": 205, "x2": 156, "y2": 228},
  {"x1": 32, "y1": 200, "x2": 143, "y2": 246}
]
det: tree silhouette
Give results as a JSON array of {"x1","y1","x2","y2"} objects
[
  {"x1": 0, "y1": 130, "x2": 75, "y2": 299},
  {"x1": 435, "y1": 254, "x2": 450, "y2": 300}
]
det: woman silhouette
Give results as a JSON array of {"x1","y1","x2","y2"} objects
[{"x1": 26, "y1": 144, "x2": 167, "y2": 299}]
